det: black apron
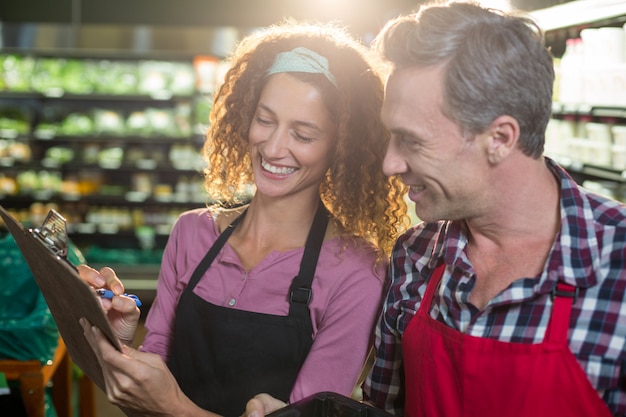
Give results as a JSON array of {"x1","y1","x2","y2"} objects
[{"x1": 167, "y1": 204, "x2": 329, "y2": 417}]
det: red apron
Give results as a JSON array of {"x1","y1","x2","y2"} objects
[{"x1": 401, "y1": 264, "x2": 614, "y2": 417}]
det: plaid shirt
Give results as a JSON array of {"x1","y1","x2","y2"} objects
[{"x1": 363, "y1": 158, "x2": 626, "y2": 416}]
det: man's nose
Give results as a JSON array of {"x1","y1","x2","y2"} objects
[{"x1": 382, "y1": 141, "x2": 408, "y2": 177}]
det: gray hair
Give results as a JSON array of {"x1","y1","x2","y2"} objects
[{"x1": 374, "y1": 1, "x2": 554, "y2": 158}]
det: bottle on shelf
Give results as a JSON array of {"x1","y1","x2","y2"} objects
[{"x1": 558, "y1": 37, "x2": 584, "y2": 104}]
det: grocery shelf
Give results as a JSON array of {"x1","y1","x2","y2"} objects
[
  {"x1": 552, "y1": 103, "x2": 626, "y2": 119},
  {"x1": 0, "y1": 91, "x2": 193, "y2": 102},
  {"x1": 530, "y1": 0, "x2": 626, "y2": 31},
  {"x1": 551, "y1": 156, "x2": 626, "y2": 183},
  {"x1": 0, "y1": 193, "x2": 209, "y2": 206}
]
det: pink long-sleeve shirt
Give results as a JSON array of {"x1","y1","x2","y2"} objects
[{"x1": 141, "y1": 208, "x2": 386, "y2": 402}]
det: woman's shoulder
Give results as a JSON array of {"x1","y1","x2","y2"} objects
[
  {"x1": 174, "y1": 206, "x2": 246, "y2": 227},
  {"x1": 211, "y1": 206, "x2": 247, "y2": 233},
  {"x1": 175, "y1": 207, "x2": 213, "y2": 224},
  {"x1": 168, "y1": 207, "x2": 230, "y2": 254},
  {"x1": 322, "y1": 235, "x2": 387, "y2": 283},
  {"x1": 170, "y1": 207, "x2": 220, "y2": 238}
]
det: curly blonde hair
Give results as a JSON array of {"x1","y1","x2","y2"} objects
[{"x1": 203, "y1": 20, "x2": 409, "y2": 256}]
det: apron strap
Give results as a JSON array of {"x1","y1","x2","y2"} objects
[
  {"x1": 545, "y1": 281, "x2": 578, "y2": 343},
  {"x1": 421, "y1": 263, "x2": 447, "y2": 310},
  {"x1": 287, "y1": 203, "x2": 329, "y2": 321},
  {"x1": 187, "y1": 209, "x2": 247, "y2": 289}
]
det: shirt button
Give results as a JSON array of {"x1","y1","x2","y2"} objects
[{"x1": 228, "y1": 298, "x2": 236, "y2": 306}]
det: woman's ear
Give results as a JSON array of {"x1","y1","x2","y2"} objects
[{"x1": 486, "y1": 115, "x2": 519, "y2": 164}]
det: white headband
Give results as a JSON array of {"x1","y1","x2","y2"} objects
[{"x1": 266, "y1": 47, "x2": 337, "y2": 87}]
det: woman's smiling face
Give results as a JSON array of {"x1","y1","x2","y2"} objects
[{"x1": 248, "y1": 73, "x2": 337, "y2": 201}]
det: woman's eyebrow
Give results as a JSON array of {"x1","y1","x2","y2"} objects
[
  {"x1": 255, "y1": 102, "x2": 276, "y2": 116},
  {"x1": 256, "y1": 102, "x2": 324, "y2": 133}
]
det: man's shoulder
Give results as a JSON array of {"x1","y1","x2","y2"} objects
[
  {"x1": 585, "y1": 192, "x2": 626, "y2": 228},
  {"x1": 393, "y1": 220, "x2": 451, "y2": 256},
  {"x1": 552, "y1": 157, "x2": 626, "y2": 228},
  {"x1": 397, "y1": 220, "x2": 449, "y2": 241}
]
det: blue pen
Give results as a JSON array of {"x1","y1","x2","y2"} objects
[{"x1": 95, "y1": 289, "x2": 142, "y2": 307}]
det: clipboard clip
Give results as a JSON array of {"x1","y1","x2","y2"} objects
[
  {"x1": 30, "y1": 209, "x2": 143, "y2": 308},
  {"x1": 30, "y1": 209, "x2": 75, "y2": 269}
]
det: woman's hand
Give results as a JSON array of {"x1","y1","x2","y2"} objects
[
  {"x1": 80, "y1": 318, "x2": 205, "y2": 417},
  {"x1": 243, "y1": 394, "x2": 287, "y2": 417},
  {"x1": 77, "y1": 264, "x2": 140, "y2": 346}
]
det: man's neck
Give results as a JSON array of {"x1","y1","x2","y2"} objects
[{"x1": 463, "y1": 156, "x2": 561, "y2": 309}]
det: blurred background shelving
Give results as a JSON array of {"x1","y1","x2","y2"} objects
[
  {"x1": 0, "y1": 52, "x2": 219, "y2": 300},
  {"x1": 2, "y1": 0, "x2": 626, "y2": 295}
]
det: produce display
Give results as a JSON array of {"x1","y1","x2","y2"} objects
[
  {"x1": 0, "y1": 53, "x2": 220, "y2": 264},
  {"x1": 0, "y1": 55, "x2": 36, "y2": 91},
  {"x1": 1, "y1": 54, "x2": 196, "y2": 96}
]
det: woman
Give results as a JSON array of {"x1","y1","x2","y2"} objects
[{"x1": 78, "y1": 20, "x2": 408, "y2": 417}]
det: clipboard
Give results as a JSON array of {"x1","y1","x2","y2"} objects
[{"x1": 0, "y1": 205, "x2": 139, "y2": 417}]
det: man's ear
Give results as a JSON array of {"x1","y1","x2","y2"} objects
[{"x1": 486, "y1": 115, "x2": 519, "y2": 164}]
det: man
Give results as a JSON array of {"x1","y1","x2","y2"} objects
[
  {"x1": 244, "y1": 2, "x2": 626, "y2": 417},
  {"x1": 361, "y1": 1, "x2": 626, "y2": 416}
]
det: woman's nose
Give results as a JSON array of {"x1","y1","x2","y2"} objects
[{"x1": 264, "y1": 127, "x2": 290, "y2": 156}]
